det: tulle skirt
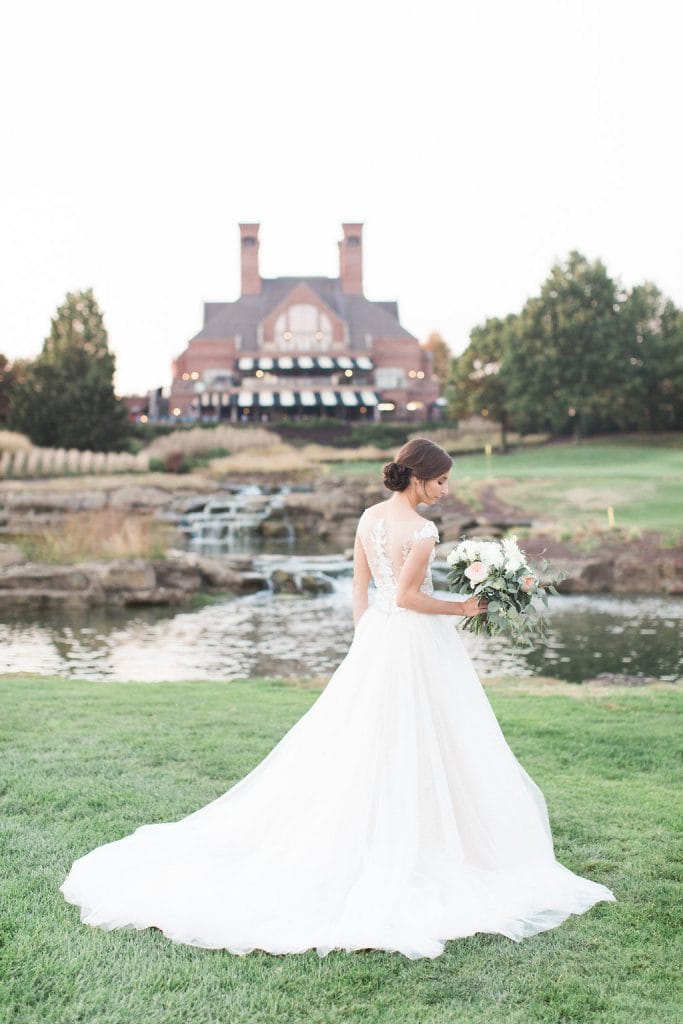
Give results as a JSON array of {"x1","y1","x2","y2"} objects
[{"x1": 60, "y1": 605, "x2": 615, "y2": 959}]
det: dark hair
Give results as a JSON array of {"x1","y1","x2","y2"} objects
[{"x1": 382, "y1": 438, "x2": 453, "y2": 492}]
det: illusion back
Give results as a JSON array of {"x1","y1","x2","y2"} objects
[{"x1": 357, "y1": 506, "x2": 439, "y2": 611}]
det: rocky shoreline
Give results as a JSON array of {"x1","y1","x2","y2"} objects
[
  {"x1": 0, "y1": 550, "x2": 347, "y2": 609},
  {"x1": 0, "y1": 475, "x2": 681, "y2": 605}
]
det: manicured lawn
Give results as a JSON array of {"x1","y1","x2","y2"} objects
[
  {"x1": 1, "y1": 674, "x2": 681, "y2": 1024},
  {"x1": 333, "y1": 437, "x2": 683, "y2": 534}
]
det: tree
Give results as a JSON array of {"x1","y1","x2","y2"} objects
[
  {"x1": 449, "y1": 252, "x2": 683, "y2": 443},
  {"x1": 618, "y1": 283, "x2": 683, "y2": 431},
  {"x1": 447, "y1": 316, "x2": 516, "y2": 450},
  {"x1": 504, "y1": 252, "x2": 628, "y2": 439},
  {"x1": 8, "y1": 289, "x2": 128, "y2": 451},
  {"x1": 421, "y1": 332, "x2": 453, "y2": 385},
  {"x1": 0, "y1": 354, "x2": 21, "y2": 424}
]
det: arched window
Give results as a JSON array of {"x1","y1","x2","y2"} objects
[{"x1": 274, "y1": 304, "x2": 333, "y2": 351}]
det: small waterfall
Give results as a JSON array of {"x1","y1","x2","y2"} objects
[{"x1": 178, "y1": 486, "x2": 288, "y2": 555}]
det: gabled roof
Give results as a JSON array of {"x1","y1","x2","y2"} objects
[{"x1": 191, "y1": 277, "x2": 417, "y2": 352}]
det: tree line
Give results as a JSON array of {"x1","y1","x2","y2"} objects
[
  {"x1": 3, "y1": 257, "x2": 682, "y2": 455},
  {"x1": 1, "y1": 290, "x2": 128, "y2": 451},
  {"x1": 445, "y1": 251, "x2": 683, "y2": 445}
]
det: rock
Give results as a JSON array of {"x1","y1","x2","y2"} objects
[
  {"x1": 0, "y1": 563, "x2": 93, "y2": 591},
  {"x1": 271, "y1": 569, "x2": 300, "y2": 595},
  {"x1": 0, "y1": 490, "x2": 107, "y2": 512},
  {"x1": 91, "y1": 560, "x2": 157, "y2": 592},
  {"x1": 0, "y1": 589, "x2": 99, "y2": 610},
  {"x1": 614, "y1": 552, "x2": 683, "y2": 595},
  {"x1": 661, "y1": 558, "x2": 683, "y2": 595},
  {"x1": 555, "y1": 559, "x2": 616, "y2": 593},
  {"x1": 280, "y1": 486, "x2": 366, "y2": 546},
  {"x1": 0, "y1": 543, "x2": 26, "y2": 567},
  {"x1": 179, "y1": 497, "x2": 210, "y2": 514},
  {"x1": 109, "y1": 486, "x2": 171, "y2": 510},
  {"x1": 434, "y1": 518, "x2": 468, "y2": 544},
  {"x1": 552, "y1": 550, "x2": 683, "y2": 596},
  {"x1": 259, "y1": 518, "x2": 293, "y2": 539},
  {"x1": 299, "y1": 572, "x2": 334, "y2": 595},
  {"x1": 269, "y1": 568, "x2": 334, "y2": 596},
  {"x1": 236, "y1": 572, "x2": 269, "y2": 595},
  {"x1": 120, "y1": 588, "x2": 187, "y2": 607},
  {"x1": 172, "y1": 552, "x2": 259, "y2": 593},
  {"x1": 153, "y1": 560, "x2": 203, "y2": 593}
]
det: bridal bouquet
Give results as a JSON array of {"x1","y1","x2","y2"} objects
[{"x1": 446, "y1": 535, "x2": 566, "y2": 643}]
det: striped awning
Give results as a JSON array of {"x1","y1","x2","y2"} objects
[
  {"x1": 230, "y1": 390, "x2": 378, "y2": 409},
  {"x1": 236, "y1": 356, "x2": 375, "y2": 374}
]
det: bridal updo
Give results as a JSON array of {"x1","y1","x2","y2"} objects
[{"x1": 383, "y1": 438, "x2": 453, "y2": 492}]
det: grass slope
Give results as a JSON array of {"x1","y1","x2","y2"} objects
[
  {"x1": 333, "y1": 438, "x2": 683, "y2": 535},
  {"x1": 1, "y1": 675, "x2": 681, "y2": 1024}
]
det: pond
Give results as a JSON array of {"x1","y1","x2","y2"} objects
[{"x1": 0, "y1": 556, "x2": 680, "y2": 684}]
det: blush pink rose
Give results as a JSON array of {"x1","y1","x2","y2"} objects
[
  {"x1": 522, "y1": 575, "x2": 535, "y2": 592},
  {"x1": 464, "y1": 561, "x2": 489, "y2": 586}
]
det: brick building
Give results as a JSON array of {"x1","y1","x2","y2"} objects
[{"x1": 169, "y1": 223, "x2": 441, "y2": 422}]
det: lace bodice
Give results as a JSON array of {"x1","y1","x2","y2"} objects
[{"x1": 357, "y1": 508, "x2": 439, "y2": 611}]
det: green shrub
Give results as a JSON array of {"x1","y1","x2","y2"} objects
[
  {"x1": 347, "y1": 421, "x2": 433, "y2": 449},
  {"x1": 149, "y1": 448, "x2": 230, "y2": 474}
]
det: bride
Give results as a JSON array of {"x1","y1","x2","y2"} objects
[{"x1": 60, "y1": 438, "x2": 615, "y2": 959}]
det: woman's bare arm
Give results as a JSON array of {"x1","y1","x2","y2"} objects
[
  {"x1": 396, "y1": 538, "x2": 487, "y2": 617},
  {"x1": 352, "y1": 531, "x2": 372, "y2": 626}
]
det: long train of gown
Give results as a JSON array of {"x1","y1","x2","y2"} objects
[{"x1": 60, "y1": 513, "x2": 616, "y2": 959}]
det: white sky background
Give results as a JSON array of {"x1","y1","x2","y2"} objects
[{"x1": 1, "y1": 0, "x2": 681, "y2": 395}]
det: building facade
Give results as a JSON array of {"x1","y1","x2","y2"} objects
[{"x1": 169, "y1": 223, "x2": 441, "y2": 422}]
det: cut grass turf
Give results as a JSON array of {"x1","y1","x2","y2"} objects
[
  {"x1": 1, "y1": 674, "x2": 681, "y2": 1024},
  {"x1": 332, "y1": 437, "x2": 683, "y2": 534}
]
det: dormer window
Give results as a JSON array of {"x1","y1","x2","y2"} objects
[{"x1": 274, "y1": 304, "x2": 333, "y2": 352}]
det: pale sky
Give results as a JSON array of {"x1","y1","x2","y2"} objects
[{"x1": 1, "y1": 0, "x2": 681, "y2": 395}]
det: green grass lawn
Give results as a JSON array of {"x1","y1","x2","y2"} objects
[
  {"x1": 333, "y1": 437, "x2": 683, "y2": 535},
  {"x1": 1, "y1": 675, "x2": 681, "y2": 1024}
]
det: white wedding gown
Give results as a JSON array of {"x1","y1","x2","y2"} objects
[{"x1": 60, "y1": 508, "x2": 615, "y2": 959}]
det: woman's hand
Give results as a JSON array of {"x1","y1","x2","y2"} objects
[{"x1": 460, "y1": 596, "x2": 488, "y2": 617}]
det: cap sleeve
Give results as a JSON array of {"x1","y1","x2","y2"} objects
[{"x1": 413, "y1": 520, "x2": 439, "y2": 543}]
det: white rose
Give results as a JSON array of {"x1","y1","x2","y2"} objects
[
  {"x1": 502, "y1": 536, "x2": 525, "y2": 572},
  {"x1": 505, "y1": 554, "x2": 525, "y2": 573},
  {"x1": 503, "y1": 536, "x2": 522, "y2": 558},
  {"x1": 455, "y1": 540, "x2": 475, "y2": 562},
  {"x1": 479, "y1": 541, "x2": 504, "y2": 567}
]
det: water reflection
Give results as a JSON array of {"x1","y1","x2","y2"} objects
[{"x1": 0, "y1": 580, "x2": 680, "y2": 684}]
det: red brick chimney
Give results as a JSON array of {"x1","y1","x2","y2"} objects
[
  {"x1": 338, "y1": 223, "x2": 363, "y2": 294},
  {"x1": 239, "y1": 223, "x2": 261, "y2": 295}
]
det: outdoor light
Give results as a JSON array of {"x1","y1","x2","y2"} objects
[
  {"x1": 377, "y1": 402, "x2": 395, "y2": 412},
  {"x1": 284, "y1": 331, "x2": 292, "y2": 340},
  {"x1": 256, "y1": 369, "x2": 264, "y2": 378},
  {"x1": 408, "y1": 370, "x2": 417, "y2": 378},
  {"x1": 344, "y1": 369, "x2": 353, "y2": 377},
  {"x1": 406, "y1": 401, "x2": 424, "y2": 411},
  {"x1": 417, "y1": 371, "x2": 425, "y2": 379},
  {"x1": 182, "y1": 372, "x2": 190, "y2": 380},
  {"x1": 360, "y1": 406, "x2": 367, "y2": 414},
  {"x1": 315, "y1": 331, "x2": 323, "y2": 340},
  {"x1": 140, "y1": 415, "x2": 148, "y2": 423},
  {"x1": 172, "y1": 407, "x2": 181, "y2": 416},
  {"x1": 190, "y1": 371, "x2": 200, "y2": 380}
]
